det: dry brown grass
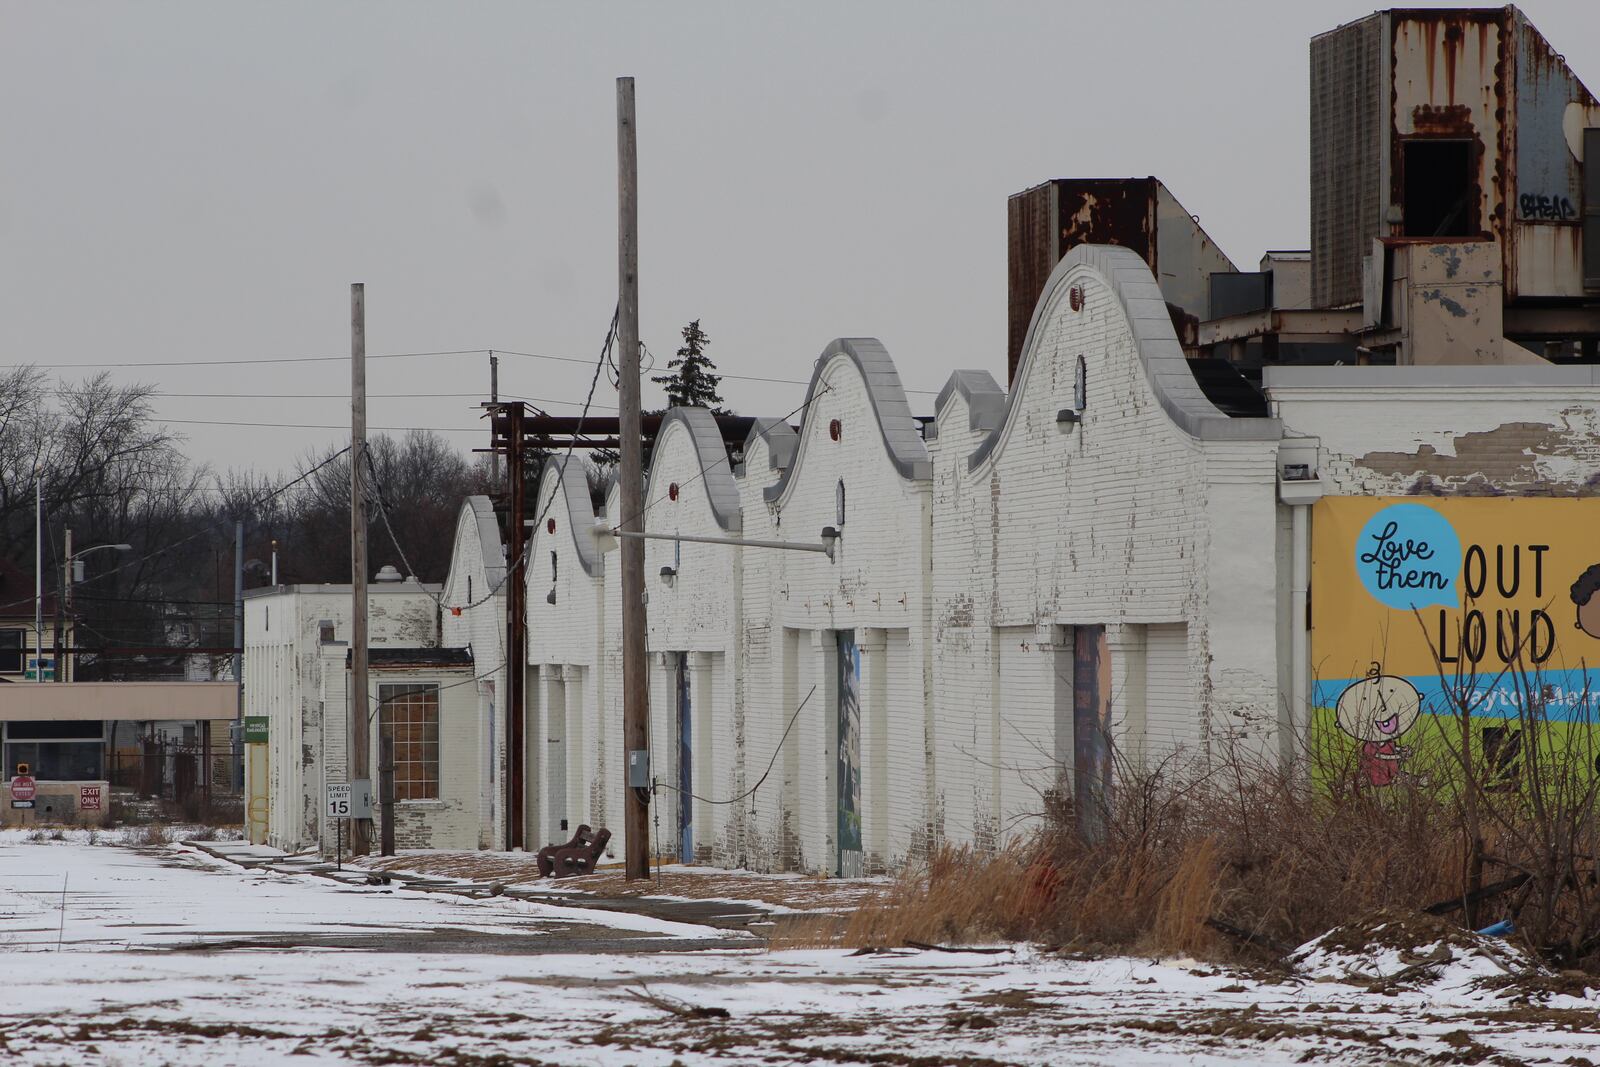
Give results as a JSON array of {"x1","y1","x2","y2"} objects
[
  {"x1": 777, "y1": 747, "x2": 1492, "y2": 958},
  {"x1": 772, "y1": 843, "x2": 1045, "y2": 949}
]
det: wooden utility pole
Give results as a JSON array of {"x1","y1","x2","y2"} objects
[
  {"x1": 350, "y1": 282, "x2": 372, "y2": 856},
  {"x1": 617, "y1": 76, "x2": 650, "y2": 880},
  {"x1": 505, "y1": 401, "x2": 527, "y2": 851},
  {"x1": 489, "y1": 353, "x2": 500, "y2": 486}
]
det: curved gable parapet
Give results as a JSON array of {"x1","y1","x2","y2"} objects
[
  {"x1": 541, "y1": 455, "x2": 603, "y2": 578},
  {"x1": 458, "y1": 495, "x2": 505, "y2": 589},
  {"x1": 969, "y1": 244, "x2": 1279, "y2": 471},
  {"x1": 647, "y1": 407, "x2": 741, "y2": 533},
  {"x1": 744, "y1": 417, "x2": 799, "y2": 473},
  {"x1": 935, "y1": 369, "x2": 1006, "y2": 435},
  {"x1": 764, "y1": 337, "x2": 931, "y2": 504}
]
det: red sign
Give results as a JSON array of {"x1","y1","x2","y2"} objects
[
  {"x1": 79, "y1": 785, "x2": 102, "y2": 811},
  {"x1": 9, "y1": 776, "x2": 37, "y2": 802}
]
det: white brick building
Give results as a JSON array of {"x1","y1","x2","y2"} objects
[
  {"x1": 243, "y1": 579, "x2": 438, "y2": 851},
  {"x1": 929, "y1": 245, "x2": 1283, "y2": 844},
  {"x1": 438, "y1": 496, "x2": 509, "y2": 849},
  {"x1": 524, "y1": 455, "x2": 611, "y2": 855},
  {"x1": 254, "y1": 244, "x2": 1600, "y2": 871},
  {"x1": 636, "y1": 408, "x2": 744, "y2": 867}
]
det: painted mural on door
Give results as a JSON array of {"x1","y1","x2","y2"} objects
[
  {"x1": 676, "y1": 652, "x2": 693, "y2": 864},
  {"x1": 546, "y1": 690, "x2": 566, "y2": 842},
  {"x1": 1072, "y1": 625, "x2": 1112, "y2": 838},
  {"x1": 836, "y1": 630, "x2": 863, "y2": 877}
]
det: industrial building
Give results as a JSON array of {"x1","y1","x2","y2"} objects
[{"x1": 246, "y1": 6, "x2": 1600, "y2": 875}]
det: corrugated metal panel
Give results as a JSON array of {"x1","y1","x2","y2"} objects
[
  {"x1": 1511, "y1": 12, "x2": 1588, "y2": 223},
  {"x1": 1007, "y1": 178, "x2": 1158, "y2": 383},
  {"x1": 1507, "y1": 8, "x2": 1600, "y2": 298},
  {"x1": 1311, "y1": 13, "x2": 1385, "y2": 308},
  {"x1": 1006, "y1": 182, "x2": 1056, "y2": 384},
  {"x1": 1585, "y1": 128, "x2": 1600, "y2": 290}
]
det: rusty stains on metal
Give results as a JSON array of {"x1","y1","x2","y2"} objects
[
  {"x1": 1056, "y1": 179, "x2": 1157, "y2": 262},
  {"x1": 1410, "y1": 103, "x2": 1474, "y2": 134}
]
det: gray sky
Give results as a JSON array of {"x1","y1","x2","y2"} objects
[{"x1": 4, "y1": 1, "x2": 1597, "y2": 478}]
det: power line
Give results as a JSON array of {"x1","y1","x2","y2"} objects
[
  {"x1": 13, "y1": 446, "x2": 353, "y2": 610},
  {"x1": 496, "y1": 347, "x2": 866, "y2": 391},
  {"x1": 7, "y1": 349, "x2": 488, "y2": 370},
  {"x1": 406, "y1": 307, "x2": 621, "y2": 615},
  {"x1": 56, "y1": 389, "x2": 497, "y2": 400},
  {"x1": 362, "y1": 448, "x2": 441, "y2": 608},
  {"x1": 52, "y1": 386, "x2": 616, "y2": 412},
  {"x1": 619, "y1": 387, "x2": 827, "y2": 533},
  {"x1": 16, "y1": 344, "x2": 939, "y2": 395},
  {"x1": 155, "y1": 417, "x2": 482, "y2": 432},
  {"x1": 654, "y1": 685, "x2": 815, "y2": 806}
]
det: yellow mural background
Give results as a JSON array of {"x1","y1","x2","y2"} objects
[{"x1": 1312, "y1": 496, "x2": 1600, "y2": 692}]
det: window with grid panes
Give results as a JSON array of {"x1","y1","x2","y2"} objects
[{"x1": 379, "y1": 683, "x2": 440, "y2": 800}]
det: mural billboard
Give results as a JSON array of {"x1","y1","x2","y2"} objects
[{"x1": 1311, "y1": 496, "x2": 1600, "y2": 786}]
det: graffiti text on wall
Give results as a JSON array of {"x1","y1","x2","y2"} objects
[{"x1": 1519, "y1": 193, "x2": 1577, "y2": 221}]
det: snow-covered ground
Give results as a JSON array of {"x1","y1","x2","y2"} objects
[{"x1": 2, "y1": 835, "x2": 1598, "y2": 1065}]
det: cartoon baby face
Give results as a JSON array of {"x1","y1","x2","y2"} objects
[
  {"x1": 1335, "y1": 671, "x2": 1422, "y2": 743},
  {"x1": 1571, "y1": 564, "x2": 1600, "y2": 640}
]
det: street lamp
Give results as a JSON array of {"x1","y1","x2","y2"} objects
[
  {"x1": 67, "y1": 542, "x2": 134, "y2": 591},
  {"x1": 35, "y1": 537, "x2": 132, "y2": 683}
]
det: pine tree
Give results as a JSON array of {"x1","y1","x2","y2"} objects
[{"x1": 651, "y1": 320, "x2": 729, "y2": 414}]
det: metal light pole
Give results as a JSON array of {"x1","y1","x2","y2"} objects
[
  {"x1": 34, "y1": 477, "x2": 42, "y2": 683},
  {"x1": 59, "y1": 539, "x2": 131, "y2": 685}
]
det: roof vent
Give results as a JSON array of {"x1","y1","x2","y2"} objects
[{"x1": 374, "y1": 565, "x2": 404, "y2": 583}]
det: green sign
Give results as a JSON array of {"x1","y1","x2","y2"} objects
[{"x1": 243, "y1": 716, "x2": 269, "y2": 744}]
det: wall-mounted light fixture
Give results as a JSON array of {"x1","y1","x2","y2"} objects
[
  {"x1": 1055, "y1": 408, "x2": 1081, "y2": 432},
  {"x1": 659, "y1": 565, "x2": 677, "y2": 588},
  {"x1": 821, "y1": 526, "x2": 840, "y2": 561},
  {"x1": 545, "y1": 586, "x2": 557, "y2": 605}
]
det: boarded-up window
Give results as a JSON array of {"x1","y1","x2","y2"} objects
[
  {"x1": 0, "y1": 629, "x2": 23, "y2": 674},
  {"x1": 380, "y1": 683, "x2": 440, "y2": 801}
]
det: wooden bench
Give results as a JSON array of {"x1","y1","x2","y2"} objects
[{"x1": 536, "y1": 824, "x2": 611, "y2": 878}]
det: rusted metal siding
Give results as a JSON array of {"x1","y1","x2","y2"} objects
[
  {"x1": 1510, "y1": 11, "x2": 1590, "y2": 221},
  {"x1": 1312, "y1": 7, "x2": 1599, "y2": 306},
  {"x1": 1311, "y1": 13, "x2": 1385, "y2": 308},
  {"x1": 1389, "y1": 11, "x2": 1503, "y2": 243},
  {"x1": 1587, "y1": 128, "x2": 1600, "y2": 290},
  {"x1": 1009, "y1": 177, "x2": 1227, "y2": 382},
  {"x1": 1506, "y1": 7, "x2": 1600, "y2": 298},
  {"x1": 1009, "y1": 178, "x2": 1160, "y2": 384},
  {"x1": 1007, "y1": 182, "x2": 1057, "y2": 385}
]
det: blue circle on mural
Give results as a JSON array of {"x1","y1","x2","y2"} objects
[{"x1": 1354, "y1": 503, "x2": 1461, "y2": 610}]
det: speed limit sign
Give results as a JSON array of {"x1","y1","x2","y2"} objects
[{"x1": 326, "y1": 783, "x2": 352, "y2": 818}]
